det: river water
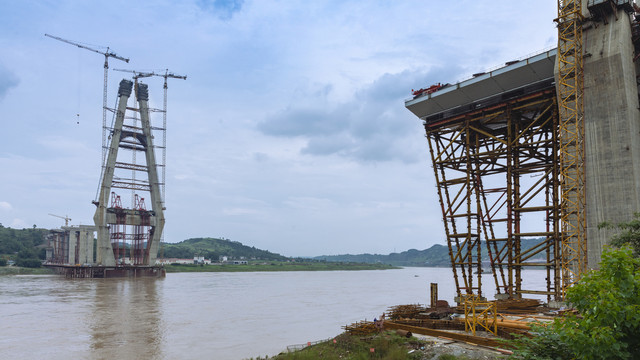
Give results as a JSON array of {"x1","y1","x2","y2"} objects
[{"x1": 0, "y1": 267, "x2": 547, "y2": 359}]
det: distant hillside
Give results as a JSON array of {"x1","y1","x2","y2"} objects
[
  {"x1": 0, "y1": 225, "x2": 48, "y2": 258},
  {"x1": 161, "y1": 237, "x2": 288, "y2": 261},
  {"x1": 314, "y1": 238, "x2": 548, "y2": 267},
  {"x1": 314, "y1": 244, "x2": 450, "y2": 267}
]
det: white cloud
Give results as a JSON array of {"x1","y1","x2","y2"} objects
[
  {"x1": 0, "y1": 202, "x2": 12, "y2": 211},
  {"x1": 10, "y1": 218, "x2": 27, "y2": 229}
]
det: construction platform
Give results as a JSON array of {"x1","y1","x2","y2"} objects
[
  {"x1": 45, "y1": 264, "x2": 166, "y2": 278},
  {"x1": 405, "y1": 48, "x2": 556, "y2": 124}
]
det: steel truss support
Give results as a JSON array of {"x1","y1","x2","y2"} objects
[
  {"x1": 556, "y1": 0, "x2": 587, "y2": 298},
  {"x1": 425, "y1": 90, "x2": 562, "y2": 302}
]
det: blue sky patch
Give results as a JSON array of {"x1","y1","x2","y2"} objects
[{"x1": 197, "y1": 0, "x2": 244, "y2": 20}]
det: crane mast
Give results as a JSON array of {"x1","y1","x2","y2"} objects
[
  {"x1": 556, "y1": 0, "x2": 587, "y2": 298},
  {"x1": 159, "y1": 70, "x2": 187, "y2": 204}
]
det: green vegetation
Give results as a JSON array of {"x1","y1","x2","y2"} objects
[
  {"x1": 165, "y1": 261, "x2": 397, "y2": 273},
  {"x1": 0, "y1": 224, "x2": 47, "y2": 256},
  {"x1": 0, "y1": 225, "x2": 47, "y2": 268},
  {"x1": 511, "y1": 246, "x2": 640, "y2": 359},
  {"x1": 0, "y1": 266, "x2": 54, "y2": 275},
  {"x1": 314, "y1": 245, "x2": 450, "y2": 267},
  {"x1": 161, "y1": 237, "x2": 289, "y2": 261},
  {"x1": 314, "y1": 239, "x2": 548, "y2": 267},
  {"x1": 251, "y1": 331, "x2": 427, "y2": 360},
  {"x1": 600, "y1": 212, "x2": 640, "y2": 256}
]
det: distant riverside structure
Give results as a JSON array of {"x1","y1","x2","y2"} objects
[
  {"x1": 405, "y1": 0, "x2": 640, "y2": 303},
  {"x1": 46, "y1": 226, "x2": 96, "y2": 265},
  {"x1": 156, "y1": 257, "x2": 212, "y2": 265}
]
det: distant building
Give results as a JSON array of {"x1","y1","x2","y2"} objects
[
  {"x1": 194, "y1": 256, "x2": 211, "y2": 265},
  {"x1": 156, "y1": 256, "x2": 211, "y2": 265},
  {"x1": 156, "y1": 258, "x2": 193, "y2": 265}
]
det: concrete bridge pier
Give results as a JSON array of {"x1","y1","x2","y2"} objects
[{"x1": 582, "y1": 1, "x2": 640, "y2": 267}]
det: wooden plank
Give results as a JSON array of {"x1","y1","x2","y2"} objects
[{"x1": 385, "y1": 321, "x2": 507, "y2": 348}]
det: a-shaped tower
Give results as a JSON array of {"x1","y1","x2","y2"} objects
[{"x1": 93, "y1": 79, "x2": 165, "y2": 267}]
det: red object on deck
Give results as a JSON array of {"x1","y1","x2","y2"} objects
[{"x1": 412, "y1": 83, "x2": 443, "y2": 97}]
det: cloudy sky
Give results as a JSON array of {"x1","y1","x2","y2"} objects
[{"x1": 0, "y1": 0, "x2": 557, "y2": 257}]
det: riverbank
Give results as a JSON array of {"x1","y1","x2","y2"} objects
[
  {"x1": 164, "y1": 262, "x2": 398, "y2": 273},
  {"x1": 251, "y1": 330, "x2": 507, "y2": 360},
  {"x1": 0, "y1": 266, "x2": 55, "y2": 275},
  {"x1": 0, "y1": 262, "x2": 397, "y2": 276}
]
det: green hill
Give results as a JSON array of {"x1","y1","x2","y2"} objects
[
  {"x1": 0, "y1": 225, "x2": 49, "y2": 267},
  {"x1": 313, "y1": 244, "x2": 450, "y2": 267},
  {"x1": 314, "y1": 238, "x2": 549, "y2": 267},
  {"x1": 161, "y1": 237, "x2": 288, "y2": 261}
]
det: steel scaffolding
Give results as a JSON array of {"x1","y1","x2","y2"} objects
[
  {"x1": 425, "y1": 88, "x2": 562, "y2": 301},
  {"x1": 557, "y1": 0, "x2": 587, "y2": 297}
]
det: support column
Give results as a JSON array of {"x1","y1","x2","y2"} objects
[
  {"x1": 93, "y1": 80, "x2": 133, "y2": 266},
  {"x1": 583, "y1": 6, "x2": 640, "y2": 268}
]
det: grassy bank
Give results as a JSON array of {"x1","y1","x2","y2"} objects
[
  {"x1": 251, "y1": 331, "x2": 427, "y2": 360},
  {"x1": 164, "y1": 261, "x2": 398, "y2": 273},
  {"x1": 250, "y1": 331, "x2": 504, "y2": 360},
  {"x1": 0, "y1": 266, "x2": 55, "y2": 275}
]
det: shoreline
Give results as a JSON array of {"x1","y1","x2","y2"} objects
[{"x1": 0, "y1": 262, "x2": 398, "y2": 276}]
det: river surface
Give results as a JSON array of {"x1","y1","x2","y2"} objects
[{"x1": 0, "y1": 267, "x2": 547, "y2": 359}]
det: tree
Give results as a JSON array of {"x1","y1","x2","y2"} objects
[
  {"x1": 599, "y1": 213, "x2": 640, "y2": 257},
  {"x1": 15, "y1": 248, "x2": 42, "y2": 268},
  {"x1": 512, "y1": 247, "x2": 640, "y2": 359}
]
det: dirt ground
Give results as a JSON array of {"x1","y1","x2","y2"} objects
[{"x1": 411, "y1": 334, "x2": 509, "y2": 360}]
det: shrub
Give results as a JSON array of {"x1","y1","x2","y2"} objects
[
  {"x1": 511, "y1": 247, "x2": 640, "y2": 359},
  {"x1": 15, "y1": 258, "x2": 42, "y2": 268}
]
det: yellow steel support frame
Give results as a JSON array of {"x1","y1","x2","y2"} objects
[
  {"x1": 426, "y1": 90, "x2": 562, "y2": 301},
  {"x1": 557, "y1": 0, "x2": 587, "y2": 297},
  {"x1": 463, "y1": 294, "x2": 497, "y2": 336}
]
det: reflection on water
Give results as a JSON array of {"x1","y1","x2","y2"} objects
[
  {"x1": 0, "y1": 268, "x2": 548, "y2": 360},
  {"x1": 89, "y1": 279, "x2": 164, "y2": 359}
]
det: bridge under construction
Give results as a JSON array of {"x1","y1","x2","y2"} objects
[
  {"x1": 46, "y1": 79, "x2": 167, "y2": 278},
  {"x1": 43, "y1": 34, "x2": 186, "y2": 278},
  {"x1": 406, "y1": 0, "x2": 640, "y2": 303}
]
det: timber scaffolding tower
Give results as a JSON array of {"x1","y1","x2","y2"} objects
[
  {"x1": 93, "y1": 79, "x2": 165, "y2": 269},
  {"x1": 406, "y1": 0, "x2": 640, "y2": 303}
]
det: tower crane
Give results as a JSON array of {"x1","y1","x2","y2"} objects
[
  {"x1": 48, "y1": 213, "x2": 72, "y2": 227},
  {"x1": 113, "y1": 68, "x2": 155, "y2": 80},
  {"x1": 44, "y1": 33, "x2": 130, "y2": 173}
]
